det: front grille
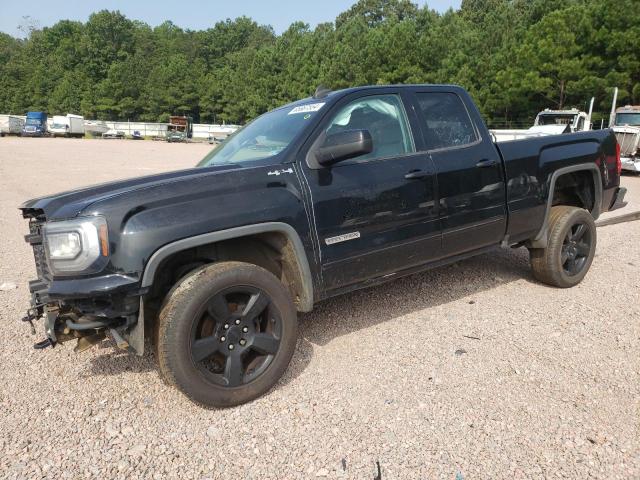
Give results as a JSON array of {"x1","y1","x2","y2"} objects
[
  {"x1": 28, "y1": 221, "x2": 51, "y2": 282},
  {"x1": 615, "y1": 131, "x2": 640, "y2": 157}
]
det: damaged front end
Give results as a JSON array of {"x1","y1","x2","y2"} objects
[{"x1": 21, "y1": 208, "x2": 145, "y2": 355}]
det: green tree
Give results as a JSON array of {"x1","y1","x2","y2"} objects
[{"x1": 0, "y1": 1, "x2": 637, "y2": 127}]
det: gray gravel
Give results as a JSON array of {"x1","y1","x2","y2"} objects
[{"x1": 0, "y1": 137, "x2": 638, "y2": 479}]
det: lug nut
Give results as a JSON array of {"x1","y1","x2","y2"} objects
[
  {"x1": 228, "y1": 344, "x2": 235, "y2": 350},
  {"x1": 235, "y1": 319, "x2": 241, "y2": 325},
  {"x1": 224, "y1": 324, "x2": 229, "y2": 329},
  {"x1": 220, "y1": 336, "x2": 226, "y2": 342},
  {"x1": 239, "y1": 339, "x2": 246, "y2": 346},
  {"x1": 242, "y1": 326, "x2": 249, "y2": 333}
]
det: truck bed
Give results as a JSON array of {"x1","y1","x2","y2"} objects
[{"x1": 495, "y1": 129, "x2": 620, "y2": 244}]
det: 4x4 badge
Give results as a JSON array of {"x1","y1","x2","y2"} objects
[{"x1": 325, "y1": 232, "x2": 361, "y2": 245}]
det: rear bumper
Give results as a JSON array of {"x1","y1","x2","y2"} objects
[{"x1": 608, "y1": 187, "x2": 627, "y2": 212}]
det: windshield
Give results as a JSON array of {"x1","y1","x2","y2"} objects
[
  {"x1": 537, "y1": 114, "x2": 577, "y2": 126},
  {"x1": 26, "y1": 118, "x2": 42, "y2": 125},
  {"x1": 51, "y1": 123, "x2": 66, "y2": 129},
  {"x1": 615, "y1": 112, "x2": 640, "y2": 126},
  {"x1": 197, "y1": 102, "x2": 325, "y2": 167}
]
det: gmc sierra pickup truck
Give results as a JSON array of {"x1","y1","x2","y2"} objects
[{"x1": 20, "y1": 85, "x2": 626, "y2": 407}]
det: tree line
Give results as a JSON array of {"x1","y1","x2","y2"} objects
[{"x1": 0, "y1": 0, "x2": 637, "y2": 127}]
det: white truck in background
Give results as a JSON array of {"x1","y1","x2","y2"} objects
[
  {"x1": 609, "y1": 87, "x2": 640, "y2": 173},
  {"x1": 0, "y1": 115, "x2": 25, "y2": 136},
  {"x1": 492, "y1": 98, "x2": 594, "y2": 142},
  {"x1": 49, "y1": 114, "x2": 85, "y2": 138}
]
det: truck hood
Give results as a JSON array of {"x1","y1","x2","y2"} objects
[{"x1": 20, "y1": 165, "x2": 239, "y2": 220}]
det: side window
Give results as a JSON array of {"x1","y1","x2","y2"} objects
[
  {"x1": 324, "y1": 94, "x2": 414, "y2": 161},
  {"x1": 415, "y1": 92, "x2": 478, "y2": 150},
  {"x1": 576, "y1": 117, "x2": 585, "y2": 131}
]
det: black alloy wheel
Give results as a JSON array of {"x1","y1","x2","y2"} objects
[
  {"x1": 156, "y1": 261, "x2": 298, "y2": 407},
  {"x1": 190, "y1": 286, "x2": 282, "y2": 387}
]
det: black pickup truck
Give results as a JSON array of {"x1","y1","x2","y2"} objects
[{"x1": 20, "y1": 85, "x2": 626, "y2": 407}]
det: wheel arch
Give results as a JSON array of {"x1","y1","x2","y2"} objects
[
  {"x1": 127, "y1": 222, "x2": 314, "y2": 355},
  {"x1": 141, "y1": 222, "x2": 314, "y2": 312},
  {"x1": 529, "y1": 163, "x2": 602, "y2": 248}
]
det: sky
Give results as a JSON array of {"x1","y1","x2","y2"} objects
[{"x1": 0, "y1": 0, "x2": 462, "y2": 38}]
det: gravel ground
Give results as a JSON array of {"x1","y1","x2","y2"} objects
[{"x1": 0, "y1": 137, "x2": 638, "y2": 479}]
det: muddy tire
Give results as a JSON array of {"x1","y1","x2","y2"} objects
[
  {"x1": 529, "y1": 206, "x2": 597, "y2": 288},
  {"x1": 157, "y1": 261, "x2": 297, "y2": 408}
]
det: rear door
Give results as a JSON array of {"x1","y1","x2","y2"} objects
[
  {"x1": 299, "y1": 89, "x2": 441, "y2": 292},
  {"x1": 411, "y1": 88, "x2": 506, "y2": 256}
]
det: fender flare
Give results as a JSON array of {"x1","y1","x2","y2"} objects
[
  {"x1": 140, "y1": 222, "x2": 315, "y2": 311},
  {"x1": 529, "y1": 163, "x2": 602, "y2": 248}
]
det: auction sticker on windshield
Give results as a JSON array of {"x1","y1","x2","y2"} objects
[{"x1": 288, "y1": 103, "x2": 325, "y2": 115}]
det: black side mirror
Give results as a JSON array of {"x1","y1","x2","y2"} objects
[{"x1": 316, "y1": 129, "x2": 373, "y2": 166}]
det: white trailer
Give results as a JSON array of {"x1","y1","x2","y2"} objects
[
  {"x1": 50, "y1": 114, "x2": 85, "y2": 137},
  {"x1": 0, "y1": 115, "x2": 25, "y2": 136}
]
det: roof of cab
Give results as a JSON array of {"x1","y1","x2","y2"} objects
[{"x1": 276, "y1": 84, "x2": 466, "y2": 112}]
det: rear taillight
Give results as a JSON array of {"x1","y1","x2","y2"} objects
[{"x1": 616, "y1": 141, "x2": 621, "y2": 175}]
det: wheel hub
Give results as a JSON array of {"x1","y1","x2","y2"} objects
[
  {"x1": 218, "y1": 316, "x2": 254, "y2": 351},
  {"x1": 226, "y1": 326, "x2": 243, "y2": 345}
]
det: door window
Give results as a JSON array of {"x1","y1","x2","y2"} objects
[
  {"x1": 415, "y1": 92, "x2": 478, "y2": 150},
  {"x1": 324, "y1": 95, "x2": 414, "y2": 162}
]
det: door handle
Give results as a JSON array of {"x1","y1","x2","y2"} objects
[
  {"x1": 404, "y1": 170, "x2": 431, "y2": 180},
  {"x1": 476, "y1": 159, "x2": 498, "y2": 168}
]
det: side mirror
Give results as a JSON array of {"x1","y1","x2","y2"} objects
[{"x1": 316, "y1": 129, "x2": 373, "y2": 166}]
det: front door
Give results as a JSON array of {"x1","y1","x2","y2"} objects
[{"x1": 299, "y1": 92, "x2": 441, "y2": 292}]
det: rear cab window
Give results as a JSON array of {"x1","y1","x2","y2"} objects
[{"x1": 414, "y1": 92, "x2": 479, "y2": 151}]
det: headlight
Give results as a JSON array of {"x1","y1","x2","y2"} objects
[
  {"x1": 44, "y1": 216, "x2": 109, "y2": 274},
  {"x1": 48, "y1": 231, "x2": 82, "y2": 259}
]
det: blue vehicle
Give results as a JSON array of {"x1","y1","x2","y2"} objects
[{"x1": 22, "y1": 111, "x2": 48, "y2": 137}]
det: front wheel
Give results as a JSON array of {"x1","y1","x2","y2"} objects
[
  {"x1": 529, "y1": 205, "x2": 597, "y2": 288},
  {"x1": 156, "y1": 261, "x2": 298, "y2": 407}
]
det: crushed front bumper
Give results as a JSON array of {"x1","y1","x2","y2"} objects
[
  {"x1": 22, "y1": 221, "x2": 145, "y2": 354},
  {"x1": 22, "y1": 290, "x2": 145, "y2": 355}
]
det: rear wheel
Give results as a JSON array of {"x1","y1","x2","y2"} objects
[
  {"x1": 157, "y1": 261, "x2": 297, "y2": 407},
  {"x1": 529, "y1": 206, "x2": 596, "y2": 288}
]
